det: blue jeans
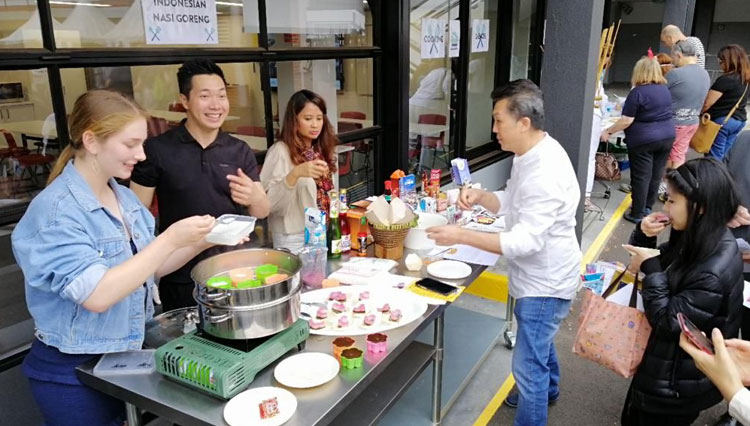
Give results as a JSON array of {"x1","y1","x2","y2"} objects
[
  {"x1": 708, "y1": 116, "x2": 746, "y2": 159},
  {"x1": 512, "y1": 296, "x2": 572, "y2": 426}
]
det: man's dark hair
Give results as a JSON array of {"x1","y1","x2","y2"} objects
[
  {"x1": 491, "y1": 79, "x2": 545, "y2": 130},
  {"x1": 177, "y1": 59, "x2": 227, "y2": 97}
]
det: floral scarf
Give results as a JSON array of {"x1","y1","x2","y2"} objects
[{"x1": 303, "y1": 147, "x2": 334, "y2": 213}]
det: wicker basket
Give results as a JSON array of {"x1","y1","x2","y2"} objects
[{"x1": 369, "y1": 216, "x2": 417, "y2": 259}]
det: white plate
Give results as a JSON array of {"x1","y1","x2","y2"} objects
[
  {"x1": 300, "y1": 284, "x2": 428, "y2": 336},
  {"x1": 427, "y1": 260, "x2": 472, "y2": 280},
  {"x1": 224, "y1": 386, "x2": 296, "y2": 426},
  {"x1": 274, "y1": 352, "x2": 339, "y2": 388}
]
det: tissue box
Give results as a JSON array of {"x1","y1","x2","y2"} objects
[{"x1": 450, "y1": 158, "x2": 471, "y2": 186}]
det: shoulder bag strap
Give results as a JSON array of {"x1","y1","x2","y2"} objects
[{"x1": 722, "y1": 84, "x2": 749, "y2": 125}]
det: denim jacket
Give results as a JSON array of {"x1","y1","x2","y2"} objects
[{"x1": 12, "y1": 161, "x2": 157, "y2": 354}]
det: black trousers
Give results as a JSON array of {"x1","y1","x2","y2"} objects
[
  {"x1": 621, "y1": 386, "x2": 699, "y2": 426},
  {"x1": 159, "y1": 279, "x2": 197, "y2": 313},
  {"x1": 627, "y1": 138, "x2": 674, "y2": 217}
]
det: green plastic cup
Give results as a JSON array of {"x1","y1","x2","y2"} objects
[{"x1": 255, "y1": 264, "x2": 279, "y2": 284}]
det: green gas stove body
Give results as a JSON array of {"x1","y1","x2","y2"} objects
[{"x1": 155, "y1": 319, "x2": 310, "y2": 399}]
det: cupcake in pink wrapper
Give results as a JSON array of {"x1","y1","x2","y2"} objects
[
  {"x1": 359, "y1": 291, "x2": 370, "y2": 301},
  {"x1": 366, "y1": 333, "x2": 388, "y2": 353},
  {"x1": 331, "y1": 302, "x2": 346, "y2": 313},
  {"x1": 378, "y1": 303, "x2": 391, "y2": 313},
  {"x1": 363, "y1": 314, "x2": 377, "y2": 326},
  {"x1": 316, "y1": 307, "x2": 328, "y2": 319},
  {"x1": 389, "y1": 309, "x2": 402, "y2": 322},
  {"x1": 337, "y1": 316, "x2": 350, "y2": 328},
  {"x1": 352, "y1": 303, "x2": 366, "y2": 315},
  {"x1": 309, "y1": 319, "x2": 326, "y2": 330}
]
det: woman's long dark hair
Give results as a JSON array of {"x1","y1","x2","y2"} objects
[
  {"x1": 279, "y1": 89, "x2": 337, "y2": 172},
  {"x1": 665, "y1": 158, "x2": 740, "y2": 276}
]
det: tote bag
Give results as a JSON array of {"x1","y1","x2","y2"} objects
[
  {"x1": 573, "y1": 270, "x2": 652, "y2": 378},
  {"x1": 691, "y1": 84, "x2": 748, "y2": 153}
]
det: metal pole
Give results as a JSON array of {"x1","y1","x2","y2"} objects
[
  {"x1": 125, "y1": 402, "x2": 142, "y2": 426},
  {"x1": 431, "y1": 312, "x2": 445, "y2": 425}
]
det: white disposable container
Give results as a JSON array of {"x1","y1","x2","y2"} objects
[
  {"x1": 404, "y1": 213, "x2": 448, "y2": 251},
  {"x1": 205, "y1": 214, "x2": 257, "y2": 245}
]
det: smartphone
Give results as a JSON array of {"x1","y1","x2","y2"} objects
[
  {"x1": 416, "y1": 278, "x2": 458, "y2": 296},
  {"x1": 677, "y1": 312, "x2": 714, "y2": 355}
]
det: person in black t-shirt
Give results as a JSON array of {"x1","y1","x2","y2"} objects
[
  {"x1": 702, "y1": 44, "x2": 750, "y2": 160},
  {"x1": 130, "y1": 59, "x2": 270, "y2": 312}
]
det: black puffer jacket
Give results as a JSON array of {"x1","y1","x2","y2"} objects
[{"x1": 628, "y1": 226, "x2": 743, "y2": 414}]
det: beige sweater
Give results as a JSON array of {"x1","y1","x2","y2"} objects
[{"x1": 260, "y1": 141, "x2": 317, "y2": 235}]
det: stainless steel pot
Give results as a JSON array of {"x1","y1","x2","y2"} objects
[{"x1": 190, "y1": 248, "x2": 303, "y2": 340}]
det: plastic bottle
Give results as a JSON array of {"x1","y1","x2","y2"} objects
[
  {"x1": 384, "y1": 181, "x2": 392, "y2": 203},
  {"x1": 340, "y1": 212, "x2": 351, "y2": 253},
  {"x1": 357, "y1": 217, "x2": 368, "y2": 257}
]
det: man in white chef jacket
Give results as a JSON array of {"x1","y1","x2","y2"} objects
[{"x1": 427, "y1": 79, "x2": 581, "y2": 426}]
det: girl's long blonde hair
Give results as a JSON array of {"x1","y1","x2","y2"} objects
[{"x1": 47, "y1": 90, "x2": 148, "y2": 185}]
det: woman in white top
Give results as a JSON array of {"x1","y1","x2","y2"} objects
[
  {"x1": 260, "y1": 90, "x2": 337, "y2": 252},
  {"x1": 680, "y1": 329, "x2": 750, "y2": 426}
]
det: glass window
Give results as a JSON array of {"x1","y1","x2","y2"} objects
[
  {"x1": 0, "y1": 68, "x2": 56, "y2": 356},
  {"x1": 49, "y1": 0, "x2": 259, "y2": 48},
  {"x1": 61, "y1": 62, "x2": 267, "y2": 152},
  {"x1": 269, "y1": 58, "x2": 374, "y2": 198},
  {"x1": 408, "y1": 2, "x2": 457, "y2": 175},
  {"x1": 465, "y1": 0, "x2": 499, "y2": 150},
  {"x1": 243, "y1": 0, "x2": 372, "y2": 48},
  {"x1": 0, "y1": 4, "x2": 42, "y2": 49},
  {"x1": 509, "y1": 0, "x2": 537, "y2": 81}
]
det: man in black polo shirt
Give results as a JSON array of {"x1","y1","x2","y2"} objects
[{"x1": 131, "y1": 59, "x2": 270, "y2": 312}]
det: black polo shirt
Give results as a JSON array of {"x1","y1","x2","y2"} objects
[{"x1": 131, "y1": 122, "x2": 260, "y2": 283}]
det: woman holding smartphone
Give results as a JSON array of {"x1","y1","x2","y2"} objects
[
  {"x1": 621, "y1": 158, "x2": 744, "y2": 425},
  {"x1": 11, "y1": 90, "x2": 228, "y2": 426}
]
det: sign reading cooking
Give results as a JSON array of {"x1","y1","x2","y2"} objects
[{"x1": 140, "y1": 0, "x2": 218, "y2": 45}]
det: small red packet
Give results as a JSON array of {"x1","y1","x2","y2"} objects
[{"x1": 259, "y1": 396, "x2": 280, "y2": 419}]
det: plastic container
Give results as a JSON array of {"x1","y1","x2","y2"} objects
[
  {"x1": 205, "y1": 214, "x2": 257, "y2": 245},
  {"x1": 93, "y1": 349, "x2": 156, "y2": 376},
  {"x1": 298, "y1": 245, "x2": 328, "y2": 289}
]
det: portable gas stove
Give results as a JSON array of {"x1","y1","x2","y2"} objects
[{"x1": 155, "y1": 319, "x2": 309, "y2": 399}]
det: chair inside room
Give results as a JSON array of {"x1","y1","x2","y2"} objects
[
  {"x1": 168, "y1": 101, "x2": 187, "y2": 112},
  {"x1": 147, "y1": 116, "x2": 171, "y2": 138},
  {"x1": 416, "y1": 113, "x2": 447, "y2": 171},
  {"x1": 236, "y1": 126, "x2": 267, "y2": 137},
  {"x1": 336, "y1": 121, "x2": 371, "y2": 188},
  {"x1": 340, "y1": 111, "x2": 366, "y2": 120},
  {"x1": 338, "y1": 149, "x2": 354, "y2": 188},
  {"x1": 2, "y1": 131, "x2": 55, "y2": 188}
]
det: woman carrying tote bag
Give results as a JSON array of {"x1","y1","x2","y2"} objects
[{"x1": 694, "y1": 44, "x2": 750, "y2": 159}]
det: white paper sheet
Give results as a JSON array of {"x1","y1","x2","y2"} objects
[
  {"x1": 743, "y1": 281, "x2": 750, "y2": 310},
  {"x1": 605, "y1": 284, "x2": 644, "y2": 312},
  {"x1": 443, "y1": 244, "x2": 500, "y2": 266}
]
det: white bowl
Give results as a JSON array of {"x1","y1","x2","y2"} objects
[{"x1": 404, "y1": 213, "x2": 448, "y2": 251}]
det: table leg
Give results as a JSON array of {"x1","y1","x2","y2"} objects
[
  {"x1": 431, "y1": 312, "x2": 445, "y2": 425},
  {"x1": 125, "y1": 402, "x2": 142, "y2": 426}
]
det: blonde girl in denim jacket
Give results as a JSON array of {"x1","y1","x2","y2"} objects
[{"x1": 11, "y1": 90, "x2": 226, "y2": 426}]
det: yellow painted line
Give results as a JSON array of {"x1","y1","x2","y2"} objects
[
  {"x1": 472, "y1": 374, "x2": 516, "y2": 426},
  {"x1": 466, "y1": 271, "x2": 508, "y2": 303},
  {"x1": 581, "y1": 194, "x2": 631, "y2": 271},
  {"x1": 471, "y1": 195, "x2": 632, "y2": 426}
]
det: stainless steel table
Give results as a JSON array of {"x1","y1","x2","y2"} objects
[{"x1": 76, "y1": 253, "x2": 486, "y2": 426}]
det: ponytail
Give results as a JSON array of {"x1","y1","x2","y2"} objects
[
  {"x1": 46, "y1": 145, "x2": 74, "y2": 186},
  {"x1": 45, "y1": 90, "x2": 147, "y2": 186}
]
